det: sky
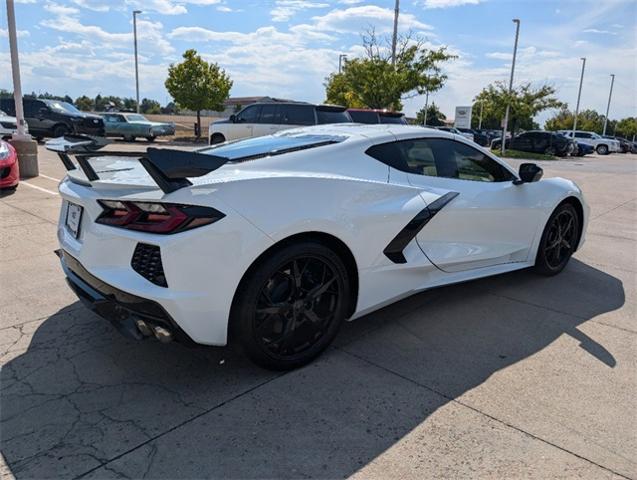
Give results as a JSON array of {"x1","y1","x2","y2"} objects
[{"x1": 1, "y1": 0, "x2": 635, "y2": 125}]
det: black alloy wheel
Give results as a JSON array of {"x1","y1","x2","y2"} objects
[
  {"x1": 233, "y1": 242, "x2": 350, "y2": 370},
  {"x1": 534, "y1": 203, "x2": 579, "y2": 276}
]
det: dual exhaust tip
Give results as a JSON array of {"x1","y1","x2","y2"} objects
[{"x1": 136, "y1": 319, "x2": 172, "y2": 343}]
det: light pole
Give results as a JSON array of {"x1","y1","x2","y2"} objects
[
  {"x1": 338, "y1": 54, "x2": 347, "y2": 74},
  {"x1": 133, "y1": 10, "x2": 142, "y2": 113},
  {"x1": 572, "y1": 57, "x2": 586, "y2": 139},
  {"x1": 391, "y1": 0, "x2": 399, "y2": 66},
  {"x1": 6, "y1": 0, "x2": 38, "y2": 177},
  {"x1": 423, "y1": 90, "x2": 429, "y2": 126},
  {"x1": 602, "y1": 74, "x2": 615, "y2": 136},
  {"x1": 501, "y1": 18, "x2": 520, "y2": 156}
]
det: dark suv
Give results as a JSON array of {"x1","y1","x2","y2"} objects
[
  {"x1": 0, "y1": 98, "x2": 105, "y2": 140},
  {"x1": 491, "y1": 130, "x2": 573, "y2": 156},
  {"x1": 347, "y1": 109, "x2": 407, "y2": 125}
]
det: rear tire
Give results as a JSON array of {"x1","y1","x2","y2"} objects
[
  {"x1": 146, "y1": 136, "x2": 156, "y2": 142},
  {"x1": 596, "y1": 144, "x2": 609, "y2": 155},
  {"x1": 123, "y1": 135, "x2": 136, "y2": 142},
  {"x1": 231, "y1": 242, "x2": 351, "y2": 370},
  {"x1": 534, "y1": 203, "x2": 579, "y2": 276}
]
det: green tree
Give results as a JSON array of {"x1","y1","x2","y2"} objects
[
  {"x1": 75, "y1": 95, "x2": 94, "y2": 111},
  {"x1": 165, "y1": 49, "x2": 233, "y2": 137},
  {"x1": 140, "y1": 98, "x2": 161, "y2": 114},
  {"x1": 325, "y1": 30, "x2": 455, "y2": 111},
  {"x1": 614, "y1": 117, "x2": 637, "y2": 139},
  {"x1": 472, "y1": 82, "x2": 563, "y2": 133},
  {"x1": 415, "y1": 102, "x2": 446, "y2": 126},
  {"x1": 545, "y1": 108, "x2": 606, "y2": 133}
]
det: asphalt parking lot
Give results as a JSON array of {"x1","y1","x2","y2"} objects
[{"x1": 1, "y1": 143, "x2": 636, "y2": 479}]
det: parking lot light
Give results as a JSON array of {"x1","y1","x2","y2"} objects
[
  {"x1": 501, "y1": 18, "x2": 521, "y2": 156},
  {"x1": 133, "y1": 10, "x2": 142, "y2": 113},
  {"x1": 572, "y1": 57, "x2": 586, "y2": 139},
  {"x1": 602, "y1": 74, "x2": 615, "y2": 136},
  {"x1": 338, "y1": 54, "x2": 347, "y2": 74}
]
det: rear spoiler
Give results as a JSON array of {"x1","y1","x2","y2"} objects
[{"x1": 45, "y1": 135, "x2": 229, "y2": 194}]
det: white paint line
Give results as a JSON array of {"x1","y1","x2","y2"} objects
[
  {"x1": 38, "y1": 173, "x2": 61, "y2": 182},
  {"x1": 21, "y1": 181, "x2": 59, "y2": 195}
]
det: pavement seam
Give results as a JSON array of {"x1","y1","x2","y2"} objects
[
  {"x1": 591, "y1": 197, "x2": 637, "y2": 220},
  {"x1": 71, "y1": 371, "x2": 289, "y2": 479},
  {"x1": 0, "y1": 201, "x2": 58, "y2": 226},
  {"x1": 336, "y1": 348, "x2": 632, "y2": 480},
  {"x1": 486, "y1": 291, "x2": 637, "y2": 335}
]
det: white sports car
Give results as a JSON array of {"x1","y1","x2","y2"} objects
[{"x1": 48, "y1": 125, "x2": 588, "y2": 370}]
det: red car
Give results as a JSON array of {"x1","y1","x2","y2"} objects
[{"x1": 0, "y1": 140, "x2": 19, "y2": 190}]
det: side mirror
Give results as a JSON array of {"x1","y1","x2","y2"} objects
[
  {"x1": 229, "y1": 114, "x2": 236, "y2": 123},
  {"x1": 514, "y1": 162, "x2": 543, "y2": 185}
]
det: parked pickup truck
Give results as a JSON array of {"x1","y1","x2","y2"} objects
[{"x1": 100, "y1": 112, "x2": 176, "y2": 142}]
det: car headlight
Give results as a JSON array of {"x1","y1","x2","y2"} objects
[{"x1": 0, "y1": 142, "x2": 11, "y2": 160}]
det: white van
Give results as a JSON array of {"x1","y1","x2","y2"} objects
[{"x1": 209, "y1": 103, "x2": 351, "y2": 144}]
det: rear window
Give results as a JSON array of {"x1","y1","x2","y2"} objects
[
  {"x1": 379, "y1": 114, "x2": 406, "y2": 125},
  {"x1": 316, "y1": 107, "x2": 351, "y2": 124},
  {"x1": 349, "y1": 111, "x2": 379, "y2": 124},
  {"x1": 200, "y1": 134, "x2": 346, "y2": 161},
  {"x1": 280, "y1": 104, "x2": 314, "y2": 125}
]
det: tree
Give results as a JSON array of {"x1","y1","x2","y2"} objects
[
  {"x1": 415, "y1": 102, "x2": 446, "y2": 126},
  {"x1": 472, "y1": 82, "x2": 563, "y2": 133},
  {"x1": 545, "y1": 108, "x2": 603, "y2": 133},
  {"x1": 140, "y1": 98, "x2": 161, "y2": 114},
  {"x1": 325, "y1": 30, "x2": 455, "y2": 111},
  {"x1": 615, "y1": 117, "x2": 637, "y2": 139},
  {"x1": 161, "y1": 102, "x2": 179, "y2": 115},
  {"x1": 165, "y1": 49, "x2": 233, "y2": 137},
  {"x1": 75, "y1": 95, "x2": 93, "y2": 111}
]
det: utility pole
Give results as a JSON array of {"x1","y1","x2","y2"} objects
[
  {"x1": 572, "y1": 57, "x2": 586, "y2": 139},
  {"x1": 6, "y1": 0, "x2": 38, "y2": 177},
  {"x1": 602, "y1": 73, "x2": 615, "y2": 136},
  {"x1": 501, "y1": 18, "x2": 520, "y2": 156},
  {"x1": 133, "y1": 10, "x2": 142, "y2": 113},
  {"x1": 391, "y1": 0, "x2": 399, "y2": 66},
  {"x1": 338, "y1": 54, "x2": 347, "y2": 74}
]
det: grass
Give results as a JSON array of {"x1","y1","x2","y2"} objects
[{"x1": 491, "y1": 148, "x2": 557, "y2": 161}]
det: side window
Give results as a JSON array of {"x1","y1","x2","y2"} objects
[
  {"x1": 574, "y1": 132, "x2": 589, "y2": 139},
  {"x1": 23, "y1": 100, "x2": 40, "y2": 116},
  {"x1": 258, "y1": 104, "x2": 280, "y2": 124},
  {"x1": 397, "y1": 139, "x2": 437, "y2": 176},
  {"x1": 236, "y1": 105, "x2": 260, "y2": 123},
  {"x1": 280, "y1": 105, "x2": 314, "y2": 125},
  {"x1": 449, "y1": 140, "x2": 512, "y2": 182}
]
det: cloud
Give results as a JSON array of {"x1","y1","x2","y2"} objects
[
  {"x1": 582, "y1": 28, "x2": 617, "y2": 35},
  {"x1": 308, "y1": 5, "x2": 433, "y2": 34},
  {"x1": 270, "y1": 1, "x2": 329, "y2": 22},
  {"x1": 418, "y1": 0, "x2": 482, "y2": 8},
  {"x1": 71, "y1": 0, "x2": 110, "y2": 12},
  {"x1": 0, "y1": 28, "x2": 30, "y2": 38}
]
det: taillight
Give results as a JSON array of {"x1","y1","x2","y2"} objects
[{"x1": 96, "y1": 200, "x2": 224, "y2": 234}]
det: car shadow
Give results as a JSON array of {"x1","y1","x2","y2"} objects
[{"x1": 1, "y1": 259, "x2": 625, "y2": 478}]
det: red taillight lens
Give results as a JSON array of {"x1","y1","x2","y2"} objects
[{"x1": 96, "y1": 200, "x2": 224, "y2": 234}]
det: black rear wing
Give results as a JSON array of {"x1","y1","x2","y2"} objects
[{"x1": 45, "y1": 135, "x2": 230, "y2": 194}]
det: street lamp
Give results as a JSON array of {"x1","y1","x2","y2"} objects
[
  {"x1": 478, "y1": 100, "x2": 484, "y2": 130},
  {"x1": 572, "y1": 57, "x2": 586, "y2": 139},
  {"x1": 423, "y1": 90, "x2": 429, "y2": 126},
  {"x1": 133, "y1": 10, "x2": 142, "y2": 113},
  {"x1": 602, "y1": 74, "x2": 615, "y2": 136},
  {"x1": 391, "y1": 0, "x2": 400, "y2": 66},
  {"x1": 501, "y1": 18, "x2": 520, "y2": 156},
  {"x1": 338, "y1": 54, "x2": 347, "y2": 74}
]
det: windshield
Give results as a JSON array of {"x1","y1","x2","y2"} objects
[
  {"x1": 47, "y1": 101, "x2": 82, "y2": 115},
  {"x1": 126, "y1": 114, "x2": 148, "y2": 122},
  {"x1": 200, "y1": 133, "x2": 345, "y2": 161}
]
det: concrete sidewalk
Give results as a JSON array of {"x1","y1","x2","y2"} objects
[{"x1": 1, "y1": 147, "x2": 635, "y2": 479}]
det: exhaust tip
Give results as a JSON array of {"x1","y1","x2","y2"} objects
[
  {"x1": 153, "y1": 325, "x2": 173, "y2": 343},
  {"x1": 136, "y1": 319, "x2": 153, "y2": 337}
]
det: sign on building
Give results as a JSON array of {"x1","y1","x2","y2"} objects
[{"x1": 454, "y1": 106, "x2": 472, "y2": 129}]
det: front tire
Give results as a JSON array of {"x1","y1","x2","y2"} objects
[
  {"x1": 596, "y1": 144, "x2": 609, "y2": 155},
  {"x1": 52, "y1": 124, "x2": 69, "y2": 138},
  {"x1": 123, "y1": 135, "x2": 136, "y2": 142},
  {"x1": 232, "y1": 242, "x2": 351, "y2": 370},
  {"x1": 146, "y1": 136, "x2": 156, "y2": 142},
  {"x1": 534, "y1": 203, "x2": 579, "y2": 276}
]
